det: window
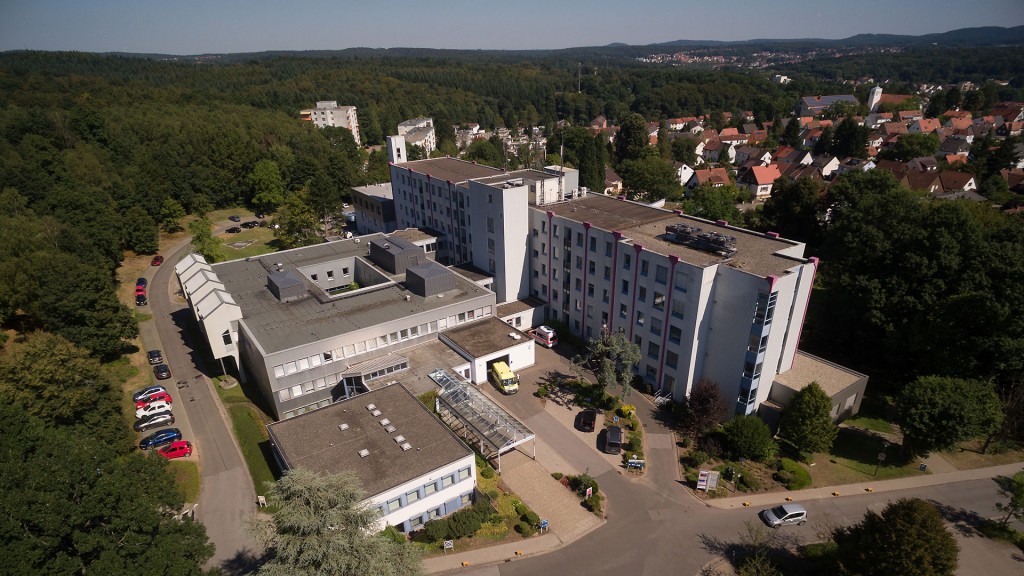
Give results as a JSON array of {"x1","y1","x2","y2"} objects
[
  {"x1": 624, "y1": 254, "x2": 632, "y2": 270},
  {"x1": 651, "y1": 317, "x2": 662, "y2": 336},
  {"x1": 284, "y1": 361, "x2": 297, "y2": 375},
  {"x1": 602, "y1": 289, "x2": 609, "y2": 303},
  {"x1": 488, "y1": 217, "x2": 495, "y2": 232},
  {"x1": 621, "y1": 279, "x2": 629, "y2": 294},
  {"x1": 640, "y1": 260, "x2": 649, "y2": 277},
  {"x1": 638, "y1": 287, "x2": 647, "y2": 302},
  {"x1": 387, "y1": 498, "x2": 401, "y2": 512},
  {"x1": 636, "y1": 311, "x2": 645, "y2": 326},
  {"x1": 576, "y1": 256, "x2": 583, "y2": 270},
  {"x1": 310, "y1": 354, "x2": 322, "y2": 367},
  {"x1": 279, "y1": 389, "x2": 290, "y2": 402},
  {"x1": 588, "y1": 261, "x2": 596, "y2": 274},
  {"x1": 458, "y1": 467, "x2": 471, "y2": 481},
  {"x1": 754, "y1": 292, "x2": 778, "y2": 325},
  {"x1": 587, "y1": 304, "x2": 593, "y2": 318},
  {"x1": 601, "y1": 311, "x2": 608, "y2": 324},
  {"x1": 672, "y1": 299, "x2": 685, "y2": 319},
  {"x1": 653, "y1": 292, "x2": 666, "y2": 310},
  {"x1": 222, "y1": 332, "x2": 232, "y2": 346},
  {"x1": 297, "y1": 357, "x2": 310, "y2": 371},
  {"x1": 674, "y1": 270, "x2": 689, "y2": 292},
  {"x1": 587, "y1": 283, "x2": 594, "y2": 296},
  {"x1": 620, "y1": 303, "x2": 628, "y2": 318},
  {"x1": 291, "y1": 385, "x2": 302, "y2": 398},
  {"x1": 273, "y1": 365, "x2": 285, "y2": 378},
  {"x1": 441, "y1": 475, "x2": 454, "y2": 488},
  {"x1": 669, "y1": 325, "x2": 682, "y2": 344},
  {"x1": 327, "y1": 270, "x2": 334, "y2": 280},
  {"x1": 407, "y1": 489, "x2": 420, "y2": 504},
  {"x1": 410, "y1": 516, "x2": 424, "y2": 529},
  {"x1": 311, "y1": 273, "x2": 318, "y2": 282},
  {"x1": 666, "y1": 351, "x2": 679, "y2": 368},
  {"x1": 575, "y1": 278, "x2": 582, "y2": 291},
  {"x1": 655, "y1": 265, "x2": 668, "y2": 284},
  {"x1": 604, "y1": 266, "x2": 611, "y2": 280},
  {"x1": 605, "y1": 241, "x2": 613, "y2": 257},
  {"x1": 460, "y1": 493, "x2": 472, "y2": 506},
  {"x1": 648, "y1": 342, "x2": 660, "y2": 359},
  {"x1": 576, "y1": 232, "x2": 583, "y2": 247},
  {"x1": 342, "y1": 267, "x2": 350, "y2": 276},
  {"x1": 424, "y1": 482, "x2": 437, "y2": 495},
  {"x1": 589, "y1": 237, "x2": 597, "y2": 252}
]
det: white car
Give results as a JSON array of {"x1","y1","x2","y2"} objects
[{"x1": 136, "y1": 400, "x2": 172, "y2": 419}]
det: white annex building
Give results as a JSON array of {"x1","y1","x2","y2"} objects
[{"x1": 300, "y1": 100, "x2": 361, "y2": 145}]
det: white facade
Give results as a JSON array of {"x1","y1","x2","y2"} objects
[
  {"x1": 301, "y1": 101, "x2": 361, "y2": 144},
  {"x1": 372, "y1": 454, "x2": 476, "y2": 532}
]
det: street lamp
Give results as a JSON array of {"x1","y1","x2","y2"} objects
[{"x1": 874, "y1": 440, "x2": 891, "y2": 477}]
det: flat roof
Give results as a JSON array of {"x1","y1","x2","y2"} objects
[
  {"x1": 542, "y1": 194, "x2": 808, "y2": 277},
  {"x1": 352, "y1": 182, "x2": 393, "y2": 200},
  {"x1": 496, "y1": 297, "x2": 545, "y2": 317},
  {"x1": 773, "y1": 350, "x2": 866, "y2": 397},
  {"x1": 449, "y1": 262, "x2": 491, "y2": 283},
  {"x1": 210, "y1": 236, "x2": 492, "y2": 355},
  {"x1": 267, "y1": 384, "x2": 472, "y2": 497},
  {"x1": 393, "y1": 157, "x2": 503, "y2": 184},
  {"x1": 442, "y1": 316, "x2": 531, "y2": 359},
  {"x1": 398, "y1": 340, "x2": 471, "y2": 396},
  {"x1": 390, "y1": 228, "x2": 436, "y2": 243}
]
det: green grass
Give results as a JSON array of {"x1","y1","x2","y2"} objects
[
  {"x1": 168, "y1": 460, "x2": 201, "y2": 503},
  {"x1": 417, "y1": 390, "x2": 438, "y2": 411},
  {"x1": 218, "y1": 227, "x2": 280, "y2": 260},
  {"x1": 133, "y1": 312, "x2": 154, "y2": 323},
  {"x1": 228, "y1": 404, "x2": 279, "y2": 498},
  {"x1": 810, "y1": 428, "x2": 923, "y2": 486},
  {"x1": 842, "y1": 415, "x2": 894, "y2": 434},
  {"x1": 103, "y1": 356, "x2": 140, "y2": 384}
]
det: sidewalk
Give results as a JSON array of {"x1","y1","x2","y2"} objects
[{"x1": 706, "y1": 461, "x2": 1024, "y2": 510}]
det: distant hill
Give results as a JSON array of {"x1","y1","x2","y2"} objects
[{"x1": 650, "y1": 25, "x2": 1024, "y2": 49}]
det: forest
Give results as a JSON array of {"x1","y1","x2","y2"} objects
[{"x1": 1, "y1": 46, "x2": 1023, "y2": 572}]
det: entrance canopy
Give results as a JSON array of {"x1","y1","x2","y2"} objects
[{"x1": 430, "y1": 368, "x2": 535, "y2": 472}]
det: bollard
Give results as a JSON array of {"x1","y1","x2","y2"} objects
[
  {"x1": 742, "y1": 502, "x2": 751, "y2": 507},
  {"x1": 785, "y1": 497, "x2": 793, "y2": 502},
  {"x1": 832, "y1": 491, "x2": 840, "y2": 496},
  {"x1": 516, "y1": 550, "x2": 523, "y2": 556},
  {"x1": 462, "y1": 561, "x2": 470, "y2": 567},
  {"x1": 865, "y1": 487, "x2": 873, "y2": 492}
]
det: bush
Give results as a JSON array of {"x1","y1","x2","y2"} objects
[
  {"x1": 514, "y1": 502, "x2": 529, "y2": 517},
  {"x1": 722, "y1": 416, "x2": 777, "y2": 461},
  {"x1": 737, "y1": 471, "x2": 762, "y2": 492},
  {"x1": 447, "y1": 508, "x2": 483, "y2": 539},
  {"x1": 381, "y1": 524, "x2": 405, "y2": 545},
  {"x1": 698, "y1": 435, "x2": 723, "y2": 459},
  {"x1": 775, "y1": 458, "x2": 812, "y2": 490},
  {"x1": 568, "y1": 474, "x2": 599, "y2": 497},
  {"x1": 422, "y1": 518, "x2": 449, "y2": 543},
  {"x1": 680, "y1": 437, "x2": 693, "y2": 449},
  {"x1": 488, "y1": 513, "x2": 505, "y2": 525},
  {"x1": 625, "y1": 431, "x2": 643, "y2": 453},
  {"x1": 534, "y1": 385, "x2": 549, "y2": 398},
  {"x1": 551, "y1": 472, "x2": 564, "y2": 480},
  {"x1": 617, "y1": 404, "x2": 637, "y2": 418},
  {"x1": 690, "y1": 450, "x2": 710, "y2": 467},
  {"x1": 515, "y1": 521, "x2": 536, "y2": 537},
  {"x1": 584, "y1": 494, "x2": 603, "y2": 514},
  {"x1": 480, "y1": 467, "x2": 495, "y2": 479},
  {"x1": 521, "y1": 509, "x2": 540, "y2": 526},
  {"x1": 486, "y1": 489, "x2": 499, "y2": 499}
]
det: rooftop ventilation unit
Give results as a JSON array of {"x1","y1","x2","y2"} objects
[
  {"x1": 371, "y1": 409, "x2": 382, "y2": 417},
  {"x1": 394, "y1": 435, "x2": 406, "y2": 443},
  {"x1": 400, "y1": 443, "x2": 412, "y2": 451},
  {"x1": 384, "y1": 425, "x2": 397, "y2": 433},
  {"x1": 338, "y1": 423, "x2": 349, "y2": 431},
  {"x1": 358, "y1": 449, "x2": 370, "y2": 458},
  {"x1": 366, "y1": 404, "x2": 376, "y2": 411},
  {"x1": 379, "y1": 418, "x2": 391, "y2": 426},
  {"x1": 664, "y1": 223, "x2": 738, "y2": 257}
]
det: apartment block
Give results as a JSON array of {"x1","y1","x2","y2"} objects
[{"x1": 300, "y1": 100, "x2": 361, "y2": 144}]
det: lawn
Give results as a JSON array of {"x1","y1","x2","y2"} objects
[
  {"x1": 168, "y1": 460, "x2": 201, "y2": 502},
  {"x1": 228, "y1": 403, "x2": 280, "y2": 498},
  {"x1": 842, "y1": 414, "x2": 894, "y2": 434},
  {"x1": 218, "y1": 226, "x2": 280, "y2": 260},
  {"x1": 841, "y1": 396, "x2": 896, "y2": 434},
  {"x1": 809, "y1": 428, "x2": 925, "y2": 486},
  {"x1": 938, "y1": 439, "x2": 1024, "y2": 470}
]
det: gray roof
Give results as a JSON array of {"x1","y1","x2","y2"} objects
[
  {"x1": 543, "y1": 194, "x2": 808, "y2": 277},
  {"x1": 352, "y1": 182, "x2": 393, "y2": 200},
  {"x1": 267, "y1": 384, "x2": 472, "y2": 498},
  {"x1": 773, "y1": 351, "x2": 866, "y2": 398},
  {"x1": 442, "y1": 316, "x2": 531, "y2": 359},
  {"x1": 393, "y1": 157, "x2": 503, "y2": 184},
  {"x1": 211, "y1": 236, "x2": 492, "y2": 355}
]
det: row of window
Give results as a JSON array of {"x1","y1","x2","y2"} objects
[
  {"x1": 282, "y1": 398, "x2": 332, "y2": 419},
  {"x1": 406, "y1": 493, "x2": 473, "y2": 531},
  {"x1": 270, "y1": 308, "x2": 491, "y2": 380},
  {"x1": 378, "y1": 467, "x2": 473, "y2": 518}
]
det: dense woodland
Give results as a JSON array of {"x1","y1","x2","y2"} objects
[{"x1": 1, "y1": 45, "x2": 1024, "y2": 573}]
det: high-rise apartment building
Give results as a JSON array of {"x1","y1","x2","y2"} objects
[{"x1": 300, "y1": 100, "x2": 361, "y2": 144}]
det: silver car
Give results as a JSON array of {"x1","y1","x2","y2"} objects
[{"x1": 760, "y1": 503, "x2": 807, "y2": 527}]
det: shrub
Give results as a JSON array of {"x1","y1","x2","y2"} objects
[
  {"x1": 618, "y1": 404, "x2": 637, "y2": 418},
  {"x1": 626, "y1": 431, "x2": 643, "y2": 453},
  {"x1": 680, "y1": 437, "x2": 693, "y2": 449},
  {"x1": 488, "y1": 513, "x2": 505, "y2": 525},
  {"x1": 534, "y1": 385, "x2": 549, "y2": 398},
  {"x1": 480, "y1": 467, "x2": 495, "y2": 479},
  {"x1": 568, "y1": 473, "x2": 599, "y2": 497},
  {"x1": 522, "y1": 509, "x2": 540, "y2": 526},
  {"x1": 381, "y1": 525, "x2": 405, "y2": 545},
  {"x1": 514, "y1": 502, "x2": 529, "y2": 517},
  {"x1": 722, "y1": 416, "x2": 777, "y2": 461},
  {"x1": 447, "y1": 508, "x2": 483, "y2": 539},
  {"x1": 775, "y1": 458, "x2": 812, "y2": 490},
  {"x1": 698, "y1": 435, "x2": 723, "y2": 459},
  {"x1": 690, "y1": 450, "x2": 710, "y2": 467},
  {"x1": 422, "y1": 518, "x2": 449, "y2": 543},
  {"x1": 737, "y1": 471, "x2": 762, "y2": 492},
  {"x1": 584, "y1": 494, "x2": 603, "y2": 514},
  {"x1": 472, "y1": 496, "x2": 492, "y2": 516},
  {"x1": 551, "y1": 472, "x2": 564, "y2": 480},
  {"x1": 515, "y1": 521, "x2": 536, "y2": 537},
  {"x1": 486, "y1": 489, "x2": 499, "y2": 499}
]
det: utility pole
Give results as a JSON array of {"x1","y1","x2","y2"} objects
[{"x1": 577, "y1": 62, "x2": 582, "y2": 93}]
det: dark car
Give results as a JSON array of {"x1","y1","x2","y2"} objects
[
  {"x1": 136, "y1": 294, "x2": 148, "y2": 306},
  {"x1": 226, "y1": 226, "x2": 242, "y2": 234},
  {"x1": 241, "y1": 220, "x2": 259, "y2": 229},
  {"x1": 134, "y1": 411, "x2": 175, "y2": 432},
  {"x1": 151, "y1": 255, "x2": 164, "y2": 266},
  {"x1": 577, "y1": 409, "x2": 597, "y2": 432},
  {"x1": 147, "y1": 349, "x2": 163, "y2": 364},
  {"x1": 132, "y1": 385, "x2": 167, "y2": 403},
  {"x1": 139, "y1": 427, "x2": 182, "y2": 450},
  {"x1": 136, "y1": 277, "x2": 148, "y2": 288},
  {"x1": 603, "y1": 425, "x2": 623, "y2": 454},
  {"x1": 228, "y1": 215, "x2": 241, "y2": 222},
  {"x1": 153, "y1": 364, "x2": 172, "y2": 380}
]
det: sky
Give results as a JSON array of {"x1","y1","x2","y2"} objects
[{"x1": 1, "y1": 0, "x2": 1022, "y2": 55}]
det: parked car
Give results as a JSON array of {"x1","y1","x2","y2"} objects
[
  {"x1": 135, "y1": 392, "x2": 171, "y2": 409},
  {"x1": 528, "y1": 325, "x2": 558, "y2": 348},
  {"x1": 153, "y1": 364, "x2": 172, "y2": 380},
  {"x1": 228, "y1": 215, "x2": 241, "y2": 222},
  {"x1": 134, "y1": 285, "x2": 146, "y2": 296},
  {"x1": 241, "y1": 220, "x2": 259, "y2": 229},
  {"x1": 134, "y1": 411, "x2": 175, "y2": 432},
  {"x1": 603, "y1": 425, "x2": 623, "y2": 454},
  {"x1": 147, "y1": 349, "x2": 163, "y2": 364},
  {"x1": 136, "y1": 400, "x2": 172, "y2": 419},
  {"x1": 255, "y1": 213, "x2": 265, "y2": 219},
  {"x1": 132, "y1": 385, "x2": 167, "y2": 403},
  {"x1": 760, "y1": 504, "x2": 808, "y2": 528},
  {"x1": 158, "y1": 440, "x2": 193, "y2": 460},
  {"x1": 578, "y1": 408, "x2": 597, "y2": 432},
  {"x1": 135, "y1": 294, "x2": 148, "y2": 306},
  {"x1": 226, "y1": 226, "x2": 242, "y2": 234},
  {"x1": 151, "y1": 255, "x2": 164, "y2": 266},
  {"x1": 139, "y1": 427, "x2": 182, "y2": 450},
  {"x1": 136, "y1": 277, "x2": 148, "y2": 288}
]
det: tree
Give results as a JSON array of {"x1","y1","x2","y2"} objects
[
  {"x1": 0, "y1": 332, "x2": 133, "y2": 450},
  {"x1": 993, "y1": 470, "x2": 1024, "y2": 527},
  {"x1": 250, "y1": 159, "x2": 287, "y2": 213},
  {"x1": 251, "y1": 468, "x2": 423, "y2": 576},
  {"x1": 273, "y1": 190, "x2": 320, "y2": 250},
  {"x1": 671, "y1": 136, "x2": 698, "y2": 165},
  {"x1": 722, "y1": 416, "x2": 777, "y2": 461},
  {"x1": 681, "y1": 183, "x2": 742, "y2": 222},
  {"x1": 188, "y1": 216, "x2": 225, "y2": 263},
  {"x1": 0, "y1": 403, "x2": 215, "y2": 576},
  {"x1": 897, "y1": 375, "x2": 1004, "y2": 458},
  {"x1": 586, "y1": 327, "x2": 641, "y2": 399},
  {"x1": 778, "y1": 382, "x2": 838, "y2": 455},
  {"x1": 578, "y1": 134, "x2": 604, "y2": 192},
  {"x1": 122, "y1": 205, "x2": 159, "y2": 254},
  {"x1": 833, "y1": 498, "x2": 958, "y2": 576},
  {"x1": 617, "y1": 154, "x2": 681, "y2": 201},
  {"x1": 782, "y1": 117, "x2": 802, "y2": 149},
  {"x1": 760, "y1": 177, "x2": 823, "y2": 246},
  {"x1": 464, "y1": 138, "x2": 502, "y2": 167},
  {"x1": 813, "y1": 125, "x2": 833, "y2": 156},
  {"x1": 879, "y1": 132, "x2": 941, "y2": 162},
  {"x1": 406, "y1": 144, "x2": 427, "y2": 162},
  {"x1": 832, "y1": 117, "x2": 869, "y2": 159},
  {"x1": 678, "y1": 378, "x2": 729, "y2": 439},
  {"x1": 614, "y1": 113, "x2": 649, "y2": 164},
  {"x1": 160, "y1": 197, "x2": 186, "y2": 232}
]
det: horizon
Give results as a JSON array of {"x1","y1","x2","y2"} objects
[{"x1": 1, "y1": 0, "x2": 1022, "y2": 56}]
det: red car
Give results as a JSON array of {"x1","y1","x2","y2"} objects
[
  {"x1": 135, "y1": 285, "x2": 146, "y2": 296},
  {"x1": 151, "y1": 255, "x2": 164, "y2": 266},
  {"x1": 135, "y1": 391, "x2": 172, "y2": 409},
  {"x1": 158, "y1": 440, "x2": 193, "y2": 459}
]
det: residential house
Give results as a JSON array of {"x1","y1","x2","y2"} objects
[
  {"x1": 907, "y1": 156, "x2": 939, "y2": 172},
  {"x1": 590, "y1": 116, "x2": 608, "y2": 131},
  {"x1": 989, "y1": 102, "x2": 1024, "y2": 124},
  {"x1": 777, "y1": 162, "x2": 824, "y2": 184},
  {"x1": 835, "y1": 157, "x2": 875, "y2": 176},
  {"x1": 397, "y1": 118, "x2": 437, "y2": 155},
  {"x1": 939, "y1": 137, "x2": 971, "y2": 158},
  {"x1": 674, "y1": 162, "x2": 696, "y2": 187},
  {"x1": 898, "y1": 110, "x2": 924, "y2": 123},
  {"x1": 909, "y1": 118, "x2": 942, "y2": 134},
  {"x1": 799, "y1": 94, "x2": 859, "y2": 117},
  {"x1": 734, "y1": 146, "x2": 772, "y2": 166},
  {"x1": 740, "y1": 165, "x2": 783, "y2": 199},
  {"x1": 905, "y1": 170, "x2": 941, "y2": 194},
  {"x1": 865, "y1": 112, "x2": 894, "y2": 128},
  {"x1": 938, "y1": 171, "x2": 977, "y2": 194},
  {"x1": 811, "y1": 155, "x2": 841, "y2": 179},
  {"x1": 690, "y1": 167, "x2": 731, "y2": 189},
  {"x1": 604, "y1": 167, "x2": 623, "y2": 195}
]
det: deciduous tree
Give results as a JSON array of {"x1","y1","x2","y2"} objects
[
  {"x1": 586, "y1": 327, "x2": 641, "y2": 399},
  {"x1": 897, "y1": 375, "x2": 1003, "y2": 458},
  {"x1": 993, "y1": 469, "x2": 1024, "y2": 527},
  {"x1": 614, "y1": 113, "x2": 649, "y2": 164},
  {"x1": 722, "y1": 416, "x2": 777, "y2": 461},
  {"x1": 778, "y1": 382, "x2": 838, "y2": 455},
  {"x1": 678, "y1": 378, "x2": 729, "y2": 439},
  {"x1": 250, "y1": 159, "x2": 287, "y2": 213},
  {"x1": 251, "y1": 468, "x2": 423, "y2": 576}
]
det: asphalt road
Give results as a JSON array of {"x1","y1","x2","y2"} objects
[
  {"x1": 455, "y1": 349, "x2": 1022, "y2": 576},
  {"x1": 149, "y1": 231, "x2": 262, "y2": 573}
]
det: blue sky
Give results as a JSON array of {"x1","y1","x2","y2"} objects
[{"x1": 1, "y1": 0, "x2": 1021, "y2": 54}]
